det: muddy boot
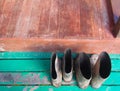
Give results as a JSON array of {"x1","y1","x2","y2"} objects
[
  {"x1": 75, "y1": 52, "x2": 92, "y2": 89},
  {"x1": 90, "y1": 52, "x2": 111, "y2": 88},
  {"x1": 51, "y1": 52, "x2": 62, "y2": 87},
  {"x1": 63, "y1": 49, "x2": 73, "y2": 82}
]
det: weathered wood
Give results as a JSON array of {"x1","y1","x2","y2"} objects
[
  {"x1": 114, "y1": 17, "x2": 120, "y2": 37},
  {"x1": 0, "y1": 0, "x2": 115, "y2": 39},
  {"x1": 0, "y1": 72, "x2": 119, "y2": 85},
  {"x1": 1, "y1": 39, "x2": 120, "y2": 53},
  {"x1": 0, "y1": 52, "x2": 120, "y2": 59},
  {"x1": 0, "y1": 52, "x2": 119, "y2": 90},
  {"x1": 111, "y1": 0, "x2": 120, "y2": 19}
]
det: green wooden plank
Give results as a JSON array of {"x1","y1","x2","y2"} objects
[
  {"x1": 111, "y1": 59, "x2": 120, "y2": 71},
  {"x1": 109, "y1": 54, "x2": 120, "y2": 59},
  {"x1": 0, "y1": 52, "x2": 63, "y2": 59},
  {"x1": 0, "y1": 72, "x2": 119, "y2": 85},
  {"x1": 0, "y1": 52, "x2": 118, "y2": 59},
  {"x1": 0, "y1": 60, "x2": 50, "y2": 71},
  {"x1": 0, "y1": 59, "x2": 119, "y2": 71},
  {"x1": 104, "y1": 72, "x2": 120, "y2": 85},
  {"x1": 0, "y1": 86, "x2": 119, "y2": 91}
]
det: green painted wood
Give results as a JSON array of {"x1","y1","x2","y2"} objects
[
  {"x1": 0, "y1": 86, "x2": 119, "y2": 91},
  {"x1": 0, "y1": 59, "x2": 119, "y2": 71},
  {"x1": 109, "y1": 54, "x2": 120, "y2": 59},
  {"x1": 0, "y1": 60, "x2": 50, "y2": 72},
  {"x1": 0, "y1": 52, "x2": 118, "y2": 59},
  {"x1": 0, "y1": 52, "x2": 119, "y2": 91},
  {"x1": 0, "y1": 72, "x2": 119, "y2": 85},
  {"x1": 0, "y1": 52, "x2": 63, "y2": 59}
]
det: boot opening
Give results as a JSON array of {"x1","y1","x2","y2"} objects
[
  {"x1": 80, "y1": 53, "x2": 91, "y2": 79},
  {"x1": 65, "y1": 49, "x2": 72, "y2": 73},
  {"x1": 99, "y1": 52, "x2": 111, "y2": 79},
  {"x1": 51, "y1": 53, "x2": 57, "y2": 79}
]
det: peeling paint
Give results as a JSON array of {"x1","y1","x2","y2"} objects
[
  {"x1": 49, "y1": 88, "x2": 54, "y2": 91},
  {"x1": 21, "y1": 73, "x2": 41, "y2": 84},
  {"x1": 23, "y1": 86, "x2": 31, "y2": 91},
  {"x1": 0, "y1": 73, "x2": 14, "y2": 82},
  {"x1": 30, "y1": 86, "x2": 39, "y2": 91},
  {"x1": 0, "y1": 72, "x2": 51, "y2": 85},
  {"x1": 41, "y1": 76, "x2": 50, "y2": 84},
  {"x1": 7, "y1": 86, "x2": 12, "y2": 88}
]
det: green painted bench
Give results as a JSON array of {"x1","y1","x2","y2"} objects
[{"x1": 0, "y1": 52, "x2": 119, "y2": 91}]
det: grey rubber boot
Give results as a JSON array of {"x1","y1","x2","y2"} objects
[
  {"x1": 63, "y1": 49, "x2": 73, "y2": 82},
  {"x1": 75, "y1": 52, "x2": 92, "y2": 89},
  {"x1": 90, "y1": 52, "x2": 111, "y2": 89},
  {"x1": 50, "y1": 52, "x2": 62, "y2": 87}
]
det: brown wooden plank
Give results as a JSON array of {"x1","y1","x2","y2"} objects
[
  {"x1": 13, "y1": 0, "x2": 34, "y2": 38},
  {"x1": 0, "y1": 0, "x2": 115, "y2": 39},
  {"x1": 6, "y1": 0, "x2": 24, "y2": 37},
  {"x1": 111, "y1": 0, "x2": 120, "y2": 37},
  {"x1": 0, "y1": 0, "x2": 16, "y2": 37},
  {"x1": 114, "y1": 17, "x2": 120, "y2": 37},
  {"x1": 100, "y1": 0, "x2": 115, "y2": 38},
  {"x1": 111, "y1": 0, "x2": 120, "y2": 20},
  {"x1": 0, "y1": 38, "x2": 120, "y2": 53},
  {"x1": 58, "y1": 0, "x2": 80, "y2": 39},
  {"x1": 80, "y1": 0, "x2": 96, "y2": 38},
  {"x1": 26, "y1": 0, "x2": 59, "y2": 38}
]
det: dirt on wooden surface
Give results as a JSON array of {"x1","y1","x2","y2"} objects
[{"x1": 0, "y1": 0, "x2": 115, "y2": 39}]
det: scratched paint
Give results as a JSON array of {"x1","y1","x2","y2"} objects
[{"x1": 0, "y1": 73, "x2": 50, "y2": 84}]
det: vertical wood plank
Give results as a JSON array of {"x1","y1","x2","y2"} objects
[
  {"x1": 36, "y1": 0, "x2": 58, "y2": 38},
  {"x1": 37, "y1": 0, "x2": 52, "y2": 38},
  {"x1": 100, "y1": 0, "x2": 114, "y2": 39},
  {"x1": 13, "y1": 0, "x2": 34, "y2": 37},
  {"x1": 80, "y1": 0, "x2": 94, "y2": 38},
  {"x1": 6, "y1": 0, "x2": 24, "y2": 37},
  {"x1": 27, "y1": 0, "x2": 42, "y2": 38},
  {"x1": 59, "y1": 0, "x2": 80, "y2": 39},
  {"x1": 0, "y1": 0, "x2": 16, "y2": 37}
]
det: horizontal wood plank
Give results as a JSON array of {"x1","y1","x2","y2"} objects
[
  {"x1": 0, "y1": 86, "x2": 120, "y2": 91},
  {"x1": 0, "y1": 52, "x2": 120, "y2": 59},
  {"x1": 0, "y1": 52, "x2": 119, "y2": 90},
  {"x1": 0, "y1": 52, "x2": 119, "y2": 71},
  {"x1": 0, "y1": 72, "x2": 119, "y2": 85},
  {"x1": 1, "y1": 39, "x2": 120, "y2": 53},
  {"x1": 0, "y1": 58, "x2": 119, "y2": 71}
]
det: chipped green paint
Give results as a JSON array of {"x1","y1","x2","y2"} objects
[
  {"x1": 0, "y1": 72, "x2": 119, "y2": 85},
  {"x1": 0, "y1": 52, "x2": 120, "y2": 91}
]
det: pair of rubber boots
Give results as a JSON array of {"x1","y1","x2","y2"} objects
[{"x1": 50, "y1": 49, "x2": 111, "y2": 89}]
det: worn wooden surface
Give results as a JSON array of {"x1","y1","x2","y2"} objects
[
  {"x1": 0, "y1": 52, "x2": 119, "y2": 91},
  {"x1": 0, "y1": 0, "x2": 120, "y2": 53},
  {"x1": 111, "y1": 0, "x2": 120, "y2": 22},
  {"x1": 0, "y1": 0, "x2": 115, "y2": 39},
  {"x1": 1, "y1": 38, "x2": 120, "y2": 53}
]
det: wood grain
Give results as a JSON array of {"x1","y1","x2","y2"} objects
[
  {"x1": 0, "y1": 38, "x2": 120, "y2": 53},
  {"x1": 0, "y1": 0, "x2": 115, "y2": 39}
]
